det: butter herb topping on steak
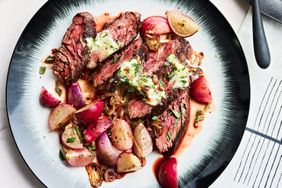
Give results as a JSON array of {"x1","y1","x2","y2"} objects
[
  {"x1": 87, "y1": 12, "x2": 141, "y2": 69},
  {"x1": 126, "y1": 37, "x2": 193, "y2": 119},
  {"x1": 92, "y1": 38, "x2": 143, "y2": 87},
  {"x1": 53, "y1": 12, "x2": 96, "y2": 84}
]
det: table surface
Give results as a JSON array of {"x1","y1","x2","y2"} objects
[{"x1": 0, "y1": 0, "x2": 250, "y2": 187}]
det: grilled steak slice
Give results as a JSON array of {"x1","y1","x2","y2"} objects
[
  {"x1": 127, "y1": 38, "x2": 193, "y2": 119},
  {"x1": 128, "y1": 99, "x2": 153, "y2": 119},
  {"x1": 53, "y1": 12, "x2": 96, "y2": 84},
  {"x1": 92, "y1": 38, "x2": 143, "y2": 87},
  {"x1": 88, "y1": 12, "x2": 141, "y2": 69},
  {"x1": 143, "y1": 37, "x2": 193, "y2": 75},
  {"x1": 155, "y1": 90, "x2": 190, "y2": 153}
]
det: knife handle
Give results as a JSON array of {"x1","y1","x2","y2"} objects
[{"x1": 252, "y1": 0, "x2": 271, "y2": 69}]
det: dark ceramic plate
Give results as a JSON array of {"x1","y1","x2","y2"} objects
[{"x1": 6, "y1": 0, "x2": 250, "y2": 187}]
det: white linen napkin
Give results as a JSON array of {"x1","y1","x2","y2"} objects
[{"x1": 211, "y1": 8, "x2": 282, "y2": 188}]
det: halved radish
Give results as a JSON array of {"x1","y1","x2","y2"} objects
[
  {"x1": 96, "y1": 133, "x2": 122, "y2": 166},
  {"x1": 141, "y1": 16, "x2": 172, "y2": 38},
  {"x1": 158, "y1": 157, "x2": 178, "y2": 188},
  {"x1": 190, "y1": 76, "x2": 212, "y2": 104},
  {"x1": 67, "y1": 82, "x2": 86, "y2": 109},
  {"x1": 74, "y1": 99, "x2": 103, "y2": 124},
  {"x1": 49, "y1": 103, "x2": 76, "y2": 131},
  {"x1": 61, "y1": 123, "x2": 83, "y2": 150},
  {"x1": 39, "y1": 87, "x2": 61, "y2": 108},
  {"x1": 83, "y1": 115, "x2": 113, "y2": 143},
  {"x1": 166, "y1": 10, "x2": 199, "y2": 37},
  {"x1": 65, "y1": 147, "x2": 95, "y2": 167}
]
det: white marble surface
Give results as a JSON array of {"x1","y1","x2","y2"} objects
[{"x1": 0, "y1": 0, "x2": 249, "y2": 187}]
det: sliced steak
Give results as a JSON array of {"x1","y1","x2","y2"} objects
[
  {"x1": 88, "y1": 12, "x2": 141, "y2": 68},
  {"x1": 53, "y1": 12, "x2": 96, "y2": 84},
  {"x1": 126, "y1": 38, "x2": 193, "y2": 119},
  {"x1": 127, "y1": 99, "x2": 153, "y2": 119},
  {"x1": 142, "y1": 37, "x2": 193, "y2": 75},
  {"x1": 92, "y1": 38, "x2": 143, "y2": 87},
  {"x1": 155, "y1": 90, "x2": 190, "y2": 153}
]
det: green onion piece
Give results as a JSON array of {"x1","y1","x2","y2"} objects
[
  {"x1": 171, "y1": 109, "x2": 181, "y2": 119},
  {"x1": 46, "y1": 56, "x2": 54, "y2": 62},
  {"x1": 87, "y1": 145, "x2": 95, "y2": 151},
  {"x1": 39, "y1": 66, "x2": 46, "y2": 75},
  {"x1": 66, "y1": 137, "x2": 75, "y2": 143},
  {"x1": 152, "y1": 116, "x2": 159, "y2": 121},
  {"x1": 166, "y1": 131, "x2": 172, "y2": 141},
  {"x1": 55, "y1": 87, "x2": 62, "y2": 96},
  {"x1": 75, "y1": 127, "x2": 83, "y2": 142},
  {"x1": 195, "y1": 115, "x2": 204, "y2": 122},
  {"x1": 59, "y1": 150, "x2": 65, "y2": 161},
  {"x1": 174, "y1": 118, "x2": 179, "y2": 127}
]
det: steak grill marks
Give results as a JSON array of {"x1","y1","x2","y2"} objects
[{"x1": 53, "y1": 12, "x2": 96, "y2": 85}]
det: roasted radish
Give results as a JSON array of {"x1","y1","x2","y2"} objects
[
  {"x1": 117, "y1": 152, "x2": 142, "y2": 173},
  {"x1": 109, "y1": 119, "x2": 133, "y2": 151},
  {"x1": 61, "y1": 123, "x2": 83, "y2": 150},
  {"x1": 65, "y1": 147, "x2": 94, "y2": 167},
  {"x1": 190, "y1": 76, "x2": 212, "y2": 104},
  {"x1": 96, "y1": 133, "x2": 122, "y2": 166},
  {"x1": 49, "y1": 103, "x2": 76, "y2": 131},
  {"x1": 67, "y1": 83, "x2": 86, "y2": 109},
  {"x1": 141, "y1": 16, "x2": 172, "y2": 38},
  {"x1": 39, "y1": 87, "x2": 61, "y2": 108},
  {"x1": 166, "y1": 10, "x2": 199, "y2": 37},
  {"x1": 133, "y1": 123, "x2": 153, "y2": 158},
  {"x1": 83, "y1": 115, "x2": 113, "y2": 143},
  {"x1": 74, "y1": 99, "x2": 103, "y2": 124},
  {"x1": 158, "y1": 157, "x2": 177, "y2": 188}
]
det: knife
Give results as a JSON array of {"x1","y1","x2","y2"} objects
[
  {"x1": 260, "y1": 0, "x2": 282, "y2": 24},
  {"x1": 250, "y1": 0, "x2": 271, "y2": 69}
]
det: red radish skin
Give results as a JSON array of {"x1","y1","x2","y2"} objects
[
  {"x1": 67, "y1": 83, "x2": 86, "y2": 109},
  {"x1": 61, "y1": 123, "x2": 83, "y2": 150},
  {"x1": 74, "y1": 99, "x2": 103, "y2": 124},
  {"x1": 83, "y1": 115, "x2": 113, "y2": 143},
  {"x1": 190, "y1": 76, "x2": 212, "y2": 104},
  {"x1": 96, "y1": 133, "x2": 122, "y2": 166},
  {"x1": 49, "y1": 103, "x2": 76, "y2": 131},
  {"x1": 39, "y1": 87, "x2": 61, "y2": 108},
  {"x1": 141, "y1": 16, "x2": 172, "y2": 38},
  {"x1": 65, "y1": 147, "x2": 94, "y2": 167},
  {"x1": 158, "y1": 157, "x2": 177, "y2": 188}
]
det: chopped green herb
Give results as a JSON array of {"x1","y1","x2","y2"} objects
[
  {"x1": 174, "y1": 118, "x2": 179, "y2": 127},
  {"x1": 64, "y1": 61, "x2": 70, "y2": 65},
  {"x1": 195, "y1": 115, "x2": 205, "y2": 122},
  {"x1": 75, "y1": 127, "x2": 83, "y2": 142},
  {"x1": 163, "y1": 61, "x2": 170, "y2": 67},
  {"x1": 59, "y1": 150, "x2": 65, "y2": 161},
  {"x1": 166, "y1": 131, "x2": 172, "y2": 141},
  {"x1": 87, "y1": 145, "x2": 95, "y2": 151},
  {"x1": 152, "y1": 116, "x2": 159, "y2": 121},
  {"x1": 55, "y1": 87, "x2": 62, "y2": 96},
  {"x1": 112, "y1": 56, "x2": 121, "y2": 63},
  {"x1": 171, "y1": 109, "x2": 181, "y2": 119},
  {"x1": 196, "y1": 110, "x2": 204, "y2": 116},
  {"x1": 46, "y1": 56, "x2": 54, "y2": 62},
  {"x1": 39, "y1": 66, "x2": 46, "y2": 75},
  {"x1": 66, "y1": 137, "x2": 75, "y2": 143}
]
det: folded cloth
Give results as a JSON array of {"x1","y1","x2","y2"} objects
[{"x1": 211, "y1": 8, "x2": 282, "y2": 188}]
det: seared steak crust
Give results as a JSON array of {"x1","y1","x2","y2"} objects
[
  {"x1": 155, "y1": 90, "x2": 190, "y2": 153},
  {"x1": 127, "y1": 38, "x2": 193, "y2": 119},
  {"x1": 127, "y1": 99, "x2": 153, "y2": 119},
  {"x1": 89, "y1": 12, "x2": 141, "y2": 68},
  {"x1": 92, "y1": 38, "x2": 143, "y2": 87},
  {"x1": 53, "y1": 12, "x2": 96, "y2": 84}
]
